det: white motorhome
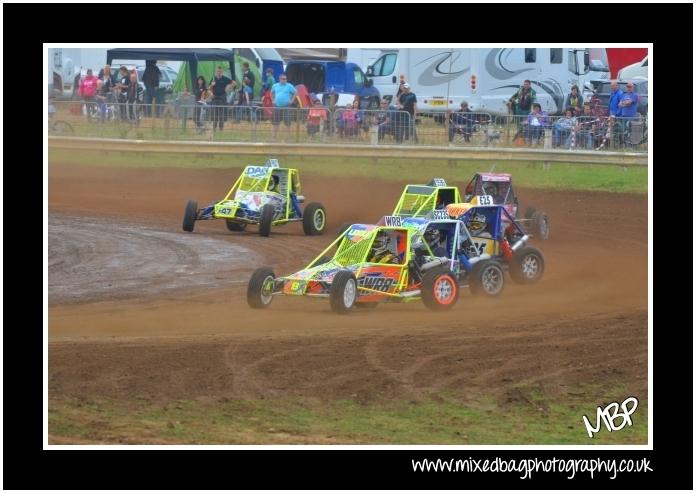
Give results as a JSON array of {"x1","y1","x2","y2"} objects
[
  {"x1": 617, "y1": 55, "x2": 648, "y2": 81},
  {"x1": 354, "y1": 48, "x2": 610, "y2": 115}
]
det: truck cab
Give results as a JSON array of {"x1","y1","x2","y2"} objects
[{"x1": 285, "y1": 60, "x2": 366, "y2": 106}]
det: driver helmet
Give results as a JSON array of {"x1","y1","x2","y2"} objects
[
  {"x1": 482, "y1": 182, "x2": 498, "y2": 197},
  {"x1": 423, "y1": 228, "x2": 441, "y2": 249},
  {"x1": 372, "y1": 230, "x2": 391, "y2": 256},
  {"x1": 268, "y1": 174, "x2": 280, "y2": 191},
  {"x1": 467, "y1": 212, "x2": 488, "y2": 235}
]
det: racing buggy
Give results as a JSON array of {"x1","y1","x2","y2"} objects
[
  {"x1": 460, "y1": 172, "x2": 549, "y2": 240},
  {"x1": 248, "y1": 219, "x2": 467, "y2": 314},
  {"x1": 336, "y1": 178, "x2": 462, "y2": 237},
  {"x1": 391, "y1": 178, "x2": 463, "y2": 218},
  {"x1": 182, "y1": 159, "x2": 326, "y2": 237},
  {"x1": 247, "y1": 210, "x2": 536, "y2": 314}
]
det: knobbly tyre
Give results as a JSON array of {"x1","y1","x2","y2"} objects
[{"x1": 182, "y1": 159, "x2": 326, "y2": 237}]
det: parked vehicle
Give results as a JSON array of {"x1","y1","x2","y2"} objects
[
  {"x1": 285, "y1": 60, "x2": 366, "y2": 107},
  {"x1": 348, "y1": 48, "x2": 610, "y2": 115},
  {"x1": 618, "y1": 56, "x2": 648, "y2": 81}
]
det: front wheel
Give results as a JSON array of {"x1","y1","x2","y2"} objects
[
  {"x1": 509, "y1": 246, "x2": 545, "y2": 284},
  {"x1": 226, "y1": 220, "x2": 247, "y2": 232},
  {"x1": 182, "y1": 199, "x2": 198, "y2": 232},
  {"x1": 329, "y1": 270, "x2": 357, "y2": 314},
  {"x1": 421, "y1": 268, "x2": 459, "y2": 311},
  {"x1": 469, "y1": 260, "x2": 505, "y2": 297},
  {"x1": 303, "y1": 202, "x2": 327, "y2": 235},
  {"x1": 531, "y1": 210, "x2": 550, "y2": 240},
  {"x1": 258, "y1": 203, "x2": 276, "y2": 237},
  {"x1": 247, "y1": 267, "x2": 276, "y2": 309}
]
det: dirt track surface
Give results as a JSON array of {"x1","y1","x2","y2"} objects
[
  {"x1": 48, "y1": 164, "x2": 648, "y2": 406},
  {"x1": 49, "y1": 214, "x2": 258, "y2": 304}
]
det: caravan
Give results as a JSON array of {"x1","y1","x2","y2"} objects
[{"x1": 350, "y1": 48, "x2": 610, "y2": 115}]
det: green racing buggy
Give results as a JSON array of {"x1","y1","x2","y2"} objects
[{"x1": 182, "y1": 159, "x2": 327, "y2": 237}]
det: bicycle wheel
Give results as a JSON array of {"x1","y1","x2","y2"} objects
[{"x1": 50, "y1": 120, "x2": 74, "y2": 136}]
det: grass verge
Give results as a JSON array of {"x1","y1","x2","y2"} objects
[
  {"x1": 49, "y1": 384, "x2": 647, "y2": 445},
  {"x1": 49, "y1": 149, "x2": 647, "y2": 193}
]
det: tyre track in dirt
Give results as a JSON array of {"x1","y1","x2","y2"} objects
[{"x1": 48, "y1": 164, "x2": 648, "y2": 406}]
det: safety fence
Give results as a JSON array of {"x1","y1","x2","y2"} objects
[{"x1": 48, "y1": 99, "x2": 648, "y2": 152}]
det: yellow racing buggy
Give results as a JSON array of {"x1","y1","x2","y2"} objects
[{"x1": 182, "y1": 159, "x2": 327, "y2": 237}]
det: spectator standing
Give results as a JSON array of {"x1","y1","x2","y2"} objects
[
  {"x1": 79, "y1": 68, "x2": 99, "y2": 121},
  {"x1": 270, "y1": 73, "x2": 297, "y2": 141},
  {"x1": 617, "y1": 80, "x2": 639, "y2": 141},
  {"x1": 617, "y1": 81, "x2": 639, "y2": 118},
  {"x1": 608, "y1": 80, "x2": 623, "y2": 117},
  {"x1": 116, "y1": 66, "x2": 130, "y2": 120},
  {"x1": 142, "y1": 60, "x2": 162, "y2": 117},
  {"x1": 397, "y1": 82, "x2": 418, "y2": 142},
  {"x1": 262, "y1": 68, "x2": 276, "y2": 93},
  {"x1": 239, "y1": 76, "x2": 255, "y2": 122},
  {"x1": 242, "y1": 62, "x2": 256, "y2": 99},
  {"x1": 126, "y1": 71, "x2": 141, "y2": 123},
  {"x1": 209, "y1": 66, "x2": 233, "y2": 132},
  {"x1": 508, "y1": 79, "x2": 536, "y2": 116},
  {"x1": 193, "y1": 75, "x2": 209, "y2": 131},
  {"x1": 395, "y1": 74, "x2": 407, "y2": 100}
]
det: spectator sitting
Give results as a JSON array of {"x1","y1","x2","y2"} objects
[
  {"x1": 564, "y1": 84, "x2": 584, "y2": 116},
  {"x1": 524, "y1": 102, "x2": 548, "y2": 145},
  {"x1": 339, "y1": 100, "x2": 362, "y2": 138},
  {"x1": 577, "y1": 102, "x2": 603, "y2": 148},
  {"x1": 375, "y1": 99, "x2": 397, "y2": 142},
  {"x1": 448, "y1": 101, "x2": 475, "y2": 143},
  {"x1": 552, "y1": 107, "x2": 578, "y2": 148},
  {"x1": 306, "y1": 95, "x2": 328, "y2": 138}
]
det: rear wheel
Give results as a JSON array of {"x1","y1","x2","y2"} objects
[
  {"x1": 531, "y1": 211, "x2": 550, "y2": 240},
  {"x1": 182, "y1": 200, "x2": 198, "y2": 232},
  {"x1": 329, "y1": 270, "x2": 357, "y2": 314},
  {"x1": 509, "y1": 246, "x2": 545, "y2": 284},
  {"x1": 258, "y1": 203, "x2": 276, "y2": 237},
  {"x1": 226, "y1": 220, "x2": 246, "y2": 232},
  {"x1": 247, "y1": 267, "x2": 276, "y2": 309},
  {"x1": 303, "y1": 202, "x2": 327, "y2": 235},
  {"x1": 421, "y1": 268, "x2": 459, "y2": 311},
  {"x1": 469, "y1": 260, "x2": 505, "y2": 297}
]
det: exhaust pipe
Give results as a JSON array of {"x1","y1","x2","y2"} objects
[
  {"x1": 468, "y1": 254, "x2": 491, "y2": 265},
  {"x1": 511, "y1": 235, "x2": 529, "y2": 251},
  {"x1": 420, "y1": 257, "x2": 448, "y2": 272}
]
